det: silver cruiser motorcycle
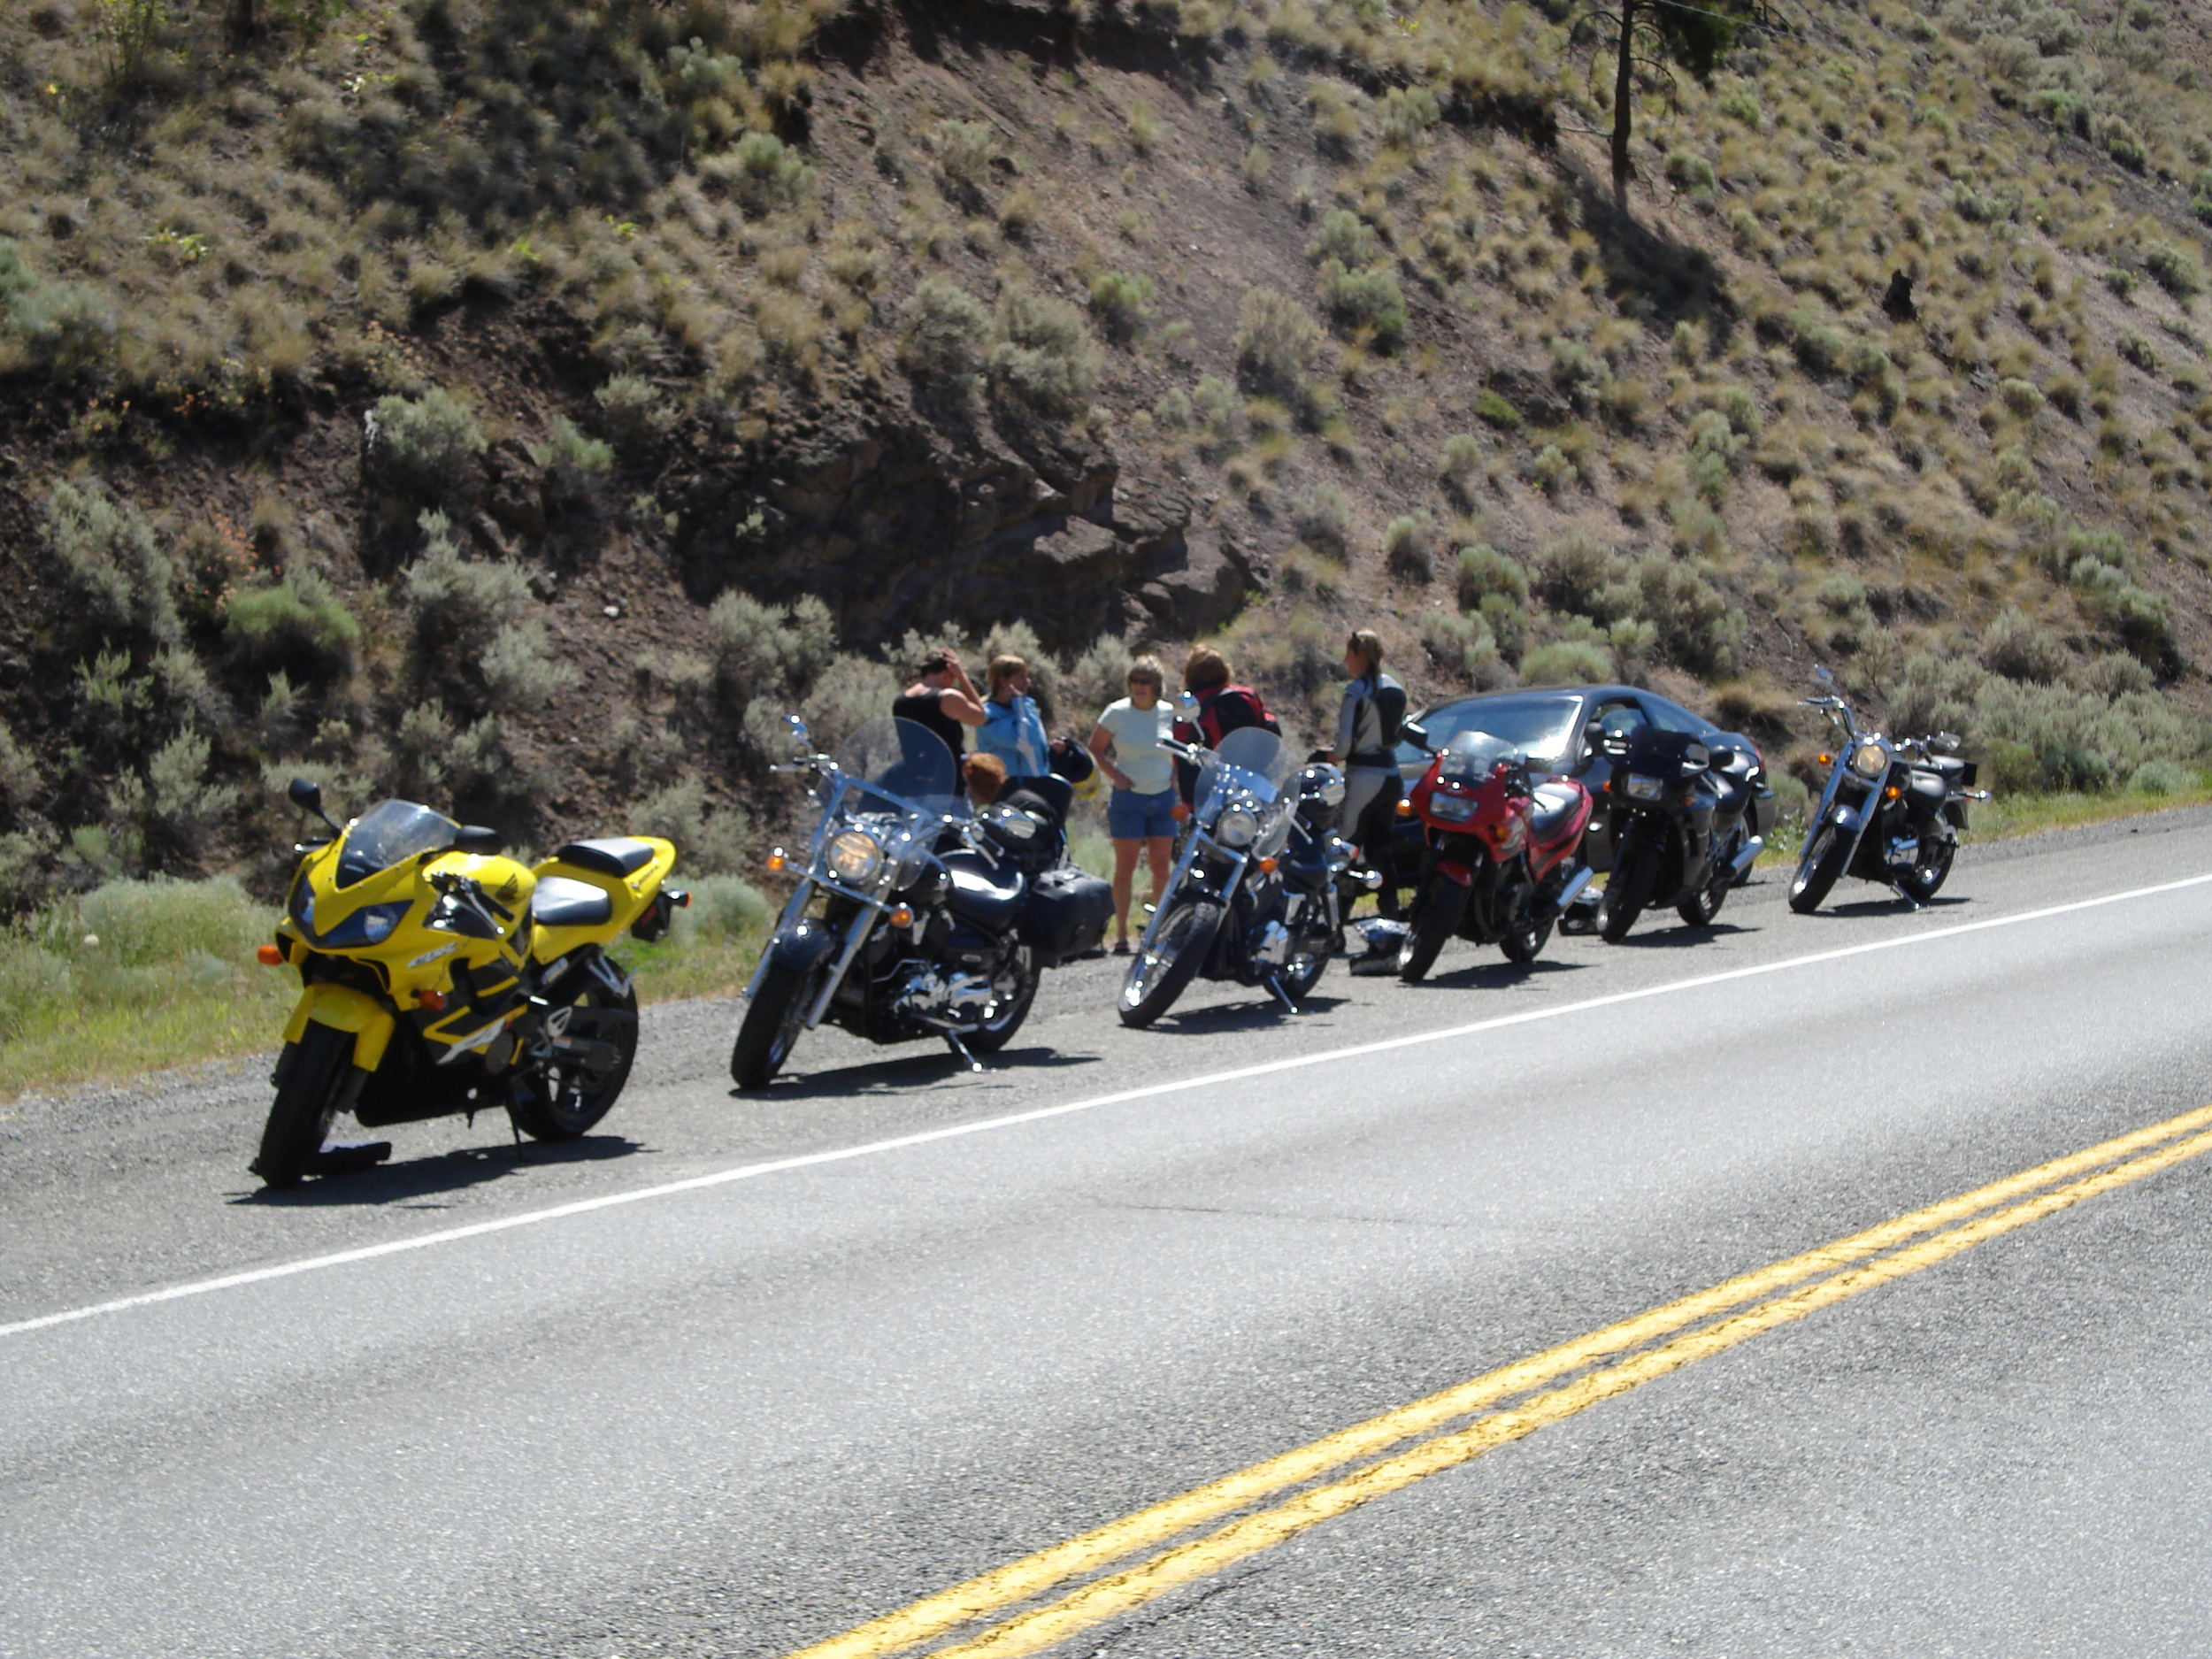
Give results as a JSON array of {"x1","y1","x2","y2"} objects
[
  {"x1": 733, "y1": 715, "x2": 1110, "y2": 1087},
  {"x1": 1789, "y1": 667, "x2": 1989, "y2": 913},
  {"x1": 1118, "y1": 727, "x2": 1361, "y2": 1027}
]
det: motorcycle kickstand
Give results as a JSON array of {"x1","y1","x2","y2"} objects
[
  {"x1": 1887, "y1": 882, "x2": 1924, "y2": 911},
  {"x1": 1266, "y1": 974, "x2": 1301, "y2": 1015},
  {"x1": 943, "y1": 1030, "x2": 988, "y2": 1073}
]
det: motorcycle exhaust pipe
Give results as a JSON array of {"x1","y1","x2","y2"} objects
[
  {"x1": 1550, "y1": 866, "x2": 1595, "y2": 913},
  {"x1": 1728, "y1": 835, "x2": 1764, "y2": 879}
]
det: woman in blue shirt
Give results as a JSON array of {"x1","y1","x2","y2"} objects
[{"x1": 978, "y1": 652, "x2": 1051, "y2": 781}]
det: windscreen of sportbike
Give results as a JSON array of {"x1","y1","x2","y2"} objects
[
  {"x1": 335, "y1": 800, "x2": 460, "y2": 887},
  {"x1": 1437, "y1": 730, "x2": 1524, "y2": 787}
]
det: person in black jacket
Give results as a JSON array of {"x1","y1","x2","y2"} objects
[{"x1": 1326, "y1": 630, "x2": 1405, "y2": 918}]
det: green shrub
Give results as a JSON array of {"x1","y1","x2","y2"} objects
[
  {"x1": 593, "y1": 375, "x2": 672, "y2": 446},
  {"x1": 482, "y1": 619, "x2": 569, "y2": 712},
  {"x1": 1439, "y1": 432, "x2": 1485, "y2": 496},
  {"x1": 2128, "y1": 759, "x2": 2196, "y2": 795},
  {"x1": 634, "y1": 774, "x2": 754, "y2": 874},
  {"x1": 142, "y1": 730, "x2": 238, "y2": 843},
  {"x1": 1317, "y1": 260, "x2": 1405, "y2": 347},
  {"x1": 671, "y1": 872, "x2": 774, "y2": 942},
  {"x1": 0, "y1": 719, "x2": 39, "y2": 820},
  {"x1": 1521, "y1": 638, "x2": 1613, "y2": 684},
  {"x1": 1307, "y1": 209, "x2": 1379, "y2": 266},
  {"x1": 42, "y1": 480, "x2": 180, "y2": 647},
  {"x1": 1455, "y1": 544, "x2": 1528, "y2": 608},
  {"x1": 1383, "y1": 514, "x2": 1433, "y2": 583},
  {"x1": 988, "y1": 288, "x2": 1101, "y2": 420},
  {"x1": 1663, "y1": 150, "x2": 1717, "y2": 193},
  {"x1": 1379, "y1": 86, "x2": 1440, "y2": 145},
  {"x1": 710, "y1": 130, "x2": 816, "y2": 216},
  {"x1": 1088, "y1": 271, "x2": 1155, "y2": 344},
  {"x1": 934, "y1": 120, "x2": 999, "y2": 189},
  {"x1": 1630, "y1": 556, "x2": 1741, "y2": 677},
  {"x1": 800, "y1": 651, "x2": 901, "y2": 751},
  {"x1": 707, "y1": 589, "x2": 837, "y2": 711},
  {"x1": 1063, "y1": 634, "x2": 1136, "y2": 718},
  {"x1": 2118, "y1": 330, "x2": 2159, "y2": 373},
  {"x1": 1474, "y1": 388, "x2": 1522, "y2": 429},
  {"x1": 370, "y1": 387, "x2": 486, "y2": 505},
  {"x1": 536, "y1": 417, "x2": 615, "y2": 511},
  {"x1": 2147, "y1": 243, "x2": 2203, "y2": 299},
  {"x1": 1419, "y1": 610, "x2": 1498, "y2": 675},
  {"x1": 225, "y1": 568, "x2": 360, "y2": 681},
  {"x1": 1234, "y1": 286, "x2": 1325, "y2": 397},
  {"x1": 401, "y1": 512, "x2": 534, "y2": 659},
  {"x1": 1978, "y1": 609, "x2": 2068, "y2": 683},
  {"x1": 0, "y1": 239, "x2": 116, "y2": 380},
  {"x1": 1293, "y1": 484, "x2": 1355, "y2": 555},
  {"x1": 901, "y1": 277, "x2": 993, "y2": 389}
]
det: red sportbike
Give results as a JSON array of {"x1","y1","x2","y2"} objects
[{"x1": 1394, "y1": 723, "x2": 1595, "y2": 981}]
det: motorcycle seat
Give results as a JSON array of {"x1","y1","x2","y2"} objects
[
  {"x1": 552, "y1": 837, "x2": 658, "y2": 878},
  {"x1": 941, "y1": 850, "x2": 1025, "y2": 932},
  {"x1": 1527, "y1": 782, "x2": 1584, "y2": 844},
  {"x1": 533, "y1": 875, "x2": 614, "y2": 928}
]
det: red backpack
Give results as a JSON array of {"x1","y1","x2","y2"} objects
[{"x1": 1191, "y1": 684, "x2": 1280, "y2": 747}]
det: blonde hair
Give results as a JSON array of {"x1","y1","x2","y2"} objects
[
  {"x1": 1183, "y1": 645, "x2": 1230, "y2": 693},
  {"x1": 964, "y1": 752, "x2": 1007, "y2": 803},
  {"x1": 1347, "y1": 629, "x2": 1386, "y2": 674},
  {"x1": 987, "y1": 654, "x2": 1028, "y2": 696},
  {"x1": 1126, "y1": 655, "x2": 1165, "y2": 689}
]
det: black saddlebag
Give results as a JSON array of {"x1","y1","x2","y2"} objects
[{"x1": 1018, "y1": 867, "x2": 1114, "y2": 967}]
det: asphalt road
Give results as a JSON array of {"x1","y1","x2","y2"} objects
[{"x1": 5, "y1": 810, "x2": 2212, "y2": 1657}]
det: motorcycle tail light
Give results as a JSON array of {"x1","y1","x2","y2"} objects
[{"x1": 256, "y1": 943, "x2": 286, "y2": 966}]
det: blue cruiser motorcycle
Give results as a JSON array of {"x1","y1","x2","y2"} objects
[{"x1": 1789, "y1": 667, "x2": 1988, "y2": 913}]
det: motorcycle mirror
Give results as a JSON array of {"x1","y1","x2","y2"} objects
[
  {"x1": 1813, "y1": 664, "x2": 1836, "y2": 686},
  {"x1": 785, "y1": 713, "x2": 811, "y2": 751},
  {"x1": 453, "y1": 825, "x2": 504, "y2": 856},
  {"x1": 287, "y1": 777, "x2": 339, "y2": 831},
  {"x1": 1934, "y1": 731, "x2": 1962, "y2": 751},
  {"x1": 1400, "y1": 720, "x2": 1431, "y2": 750},
  {"x1": 1703, "y1": 745, "x2": 1732, "y2": 769}
]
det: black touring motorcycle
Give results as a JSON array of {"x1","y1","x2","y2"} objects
[
  {"x1": 1586, "y1": 723, "x2": 1766, "y2": 941},
  {"x1": 733, "y1": 716, "x2": 1111, "y2": 1087},
  {"x1": 1789, "y1": 667, "x2": 1988, "y2": 913}
]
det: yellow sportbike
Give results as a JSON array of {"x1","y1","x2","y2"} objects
[{"x1": 250, "y1": 780, "x2": 687, "y2": 1187}]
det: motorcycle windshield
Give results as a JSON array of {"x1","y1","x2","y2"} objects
[
  {"x1": 335, "y1": 800, "x2": 459, "y2": 887},
  {"x1": 1196, "y1": 726, "x2": 1296, "y2": 817},
  {"x1": 833, "y1": 717, "x2": 962, "y2": 815},
  {"x1": 1437, "y1": 729, "x2": 1524, "y2": 784}
]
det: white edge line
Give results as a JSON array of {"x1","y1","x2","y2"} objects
[{"x1": 7, "y1": 869, "x2": 2209, "y2": 1341}]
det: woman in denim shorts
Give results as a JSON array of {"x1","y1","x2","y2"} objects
[{"x1": 1087, "y1": 657, "x2": 1179, "y2": 953}]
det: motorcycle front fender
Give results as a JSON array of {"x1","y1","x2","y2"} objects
[
  {"x1": 282, "y1": 982, "x2": 396, "y2": 1073},
  {"x1": 765, "y1": 917, "x2": 840, "y2": 976},
  {"x1": 1825, "y1": 803, "x2": 1865, "y2": 834}
]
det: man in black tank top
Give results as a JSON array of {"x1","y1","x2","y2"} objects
[{"x1": 893, "y1": 648, "x2": 987, "y2": 783}]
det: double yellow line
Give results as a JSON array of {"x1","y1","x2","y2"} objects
[{"x1": 788, "y1": 1101, "x2": 2212, "y2": 1659}]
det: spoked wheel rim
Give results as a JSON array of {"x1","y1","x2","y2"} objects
[
  {"x1": 1790, "y1": 827, "x2": 1832, "y2": 899},
  {"x1": 1122, "y1": 918, "x2": 1188, "y2": 1008},
  {"x1": 979, "y1": 952, "x2": 1038, "y2": 1037}
]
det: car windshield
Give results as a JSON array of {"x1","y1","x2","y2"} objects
[
  {"x1": 832, "y1": 717, "x2": 962, "y2": 815},
  {"x1": 1402, "y1": 694, "x2": 1584, "y2": 768},
  {"x1": 336, "y1": 800, "x2": 458, "y2": 887}
]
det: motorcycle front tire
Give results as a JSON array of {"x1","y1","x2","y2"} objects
[
  {"x1": 1397, "y1": 878, "x2": 1469, "y2": 983},
  {"x1": 731, "y1": 956, "x2": 819, "y2": 1089},
  {"x1": 251, "y1": 1022, "x2": 356, "y2": 1188},
  {"x1": 1600, "y1": 845, "x2": 1657, "y2": 942},
  {"x1": 1499, "y1": 910, "x2": 1554, "y2": 964},
  {"x1": 1677, "y1": 826, "x2": 1740, "y2": 928},
  {"x1": 510, "y1": 981, "x2": 639, "y2": 1141},
  {"x1": 1788, "y1": 823, "x2": 1850, "y2": 914},
  {"x1": 1119, "y1": 899, "x2": 1221, "y2": 1028}
]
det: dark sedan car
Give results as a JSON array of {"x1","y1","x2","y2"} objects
[{"x1": 1386, "y1": 683, "x2": 1778, "y2": 877}]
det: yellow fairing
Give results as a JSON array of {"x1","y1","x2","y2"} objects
[
  {"x1": 527, "y1": 837, "x2": 678, "y2": 965},
  {"x1": 282, "y1": 983, "x2": 398, "y2": 1072}
]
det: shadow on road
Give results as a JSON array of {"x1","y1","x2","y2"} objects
[
  {"x1": 737, "y1": 1045, "x2": 1102, "y2": 1100},
  {"x1": 1414, "y1": 957, "x2": 1589, "y2": 990},
  {"x1": 1602, "y1": 920, "x2": 1756, "y2": 949},
  {"x1": 1817, "y1": 894, "x2": 1972, "y2": 919},
  {"x1": 1147, "y1": 992, "x2": 1349, "y2": 1034},
  {"x1": 229, "y1": 1133, "x2": 644, "y2": 1208}
]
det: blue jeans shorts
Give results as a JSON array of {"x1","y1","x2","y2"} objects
[{"x1": 1108, "y1": 787, "x2": 1179, "y2": 841}]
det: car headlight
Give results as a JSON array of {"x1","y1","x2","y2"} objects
[
  {"x1": 1429, "y1": 794, "x2": 1478, "y2": 821},
  {"x1": 1216, "y1": 807, "x2": 1260, "y2": 849},
  {"x1": 825, "y1": 828, "x2": 887, "y2": 885},
  {"x1": 1851, "y1": 741, "x2": 1890, "y2": 780},
  {"x1": 316, "y1": 900, "x2": 411, "y2": 949},
  {"x1": 1624, "y1": 772, "x2": 1665, "y2": 801}
]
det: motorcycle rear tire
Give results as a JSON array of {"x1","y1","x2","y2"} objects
[
  {"x1": 1397, "y1": 879, "x2": 1468, "y2": 983},
  {"x1": 731, "y1": 956, "x2": 819, "y2": 1089},
  {"x1": 1119, "y1": 899, "x2": 1221, "y2": 1028},
  {"x1": 964, "y1": 949, "x2": 1041, "y2": 1054},
  {"x1": 1788, "y1": 825, "x2": 1850, "y2": 914},
  {"x1": 1600, "y1": 846, "x2": 1657, "y2": 942},
  {"x1": 1896, "y1": 834, "x2": 1955, "y2": 903},
  {"x1": 510, "y1": 982, "x2": 639, "y2": 1141},
  {"x1": 251, "y1": 1022, "x2": 355, "y2": 1188}
]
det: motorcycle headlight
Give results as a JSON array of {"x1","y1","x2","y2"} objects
[
  {"x1": 1429, "y1": 794, "x2": 1479, "y2": 822},
  {"x1": 825, "y1": 828, "x2": 886, "y2": 885},
  {"x1": 1624, "y1": 772, "x2": 1665, "y2": 801},
  {"x1": 1851, "y1": 741, "x2": 1890, "y2": 780},
  {"x1": 1216, "y1": 807, "x2": 1260, "y2": 849},
  {"x1": 316, "y1": 900, "x2": 411, "y2": 949}
]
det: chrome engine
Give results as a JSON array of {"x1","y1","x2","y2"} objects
[{"x1": 890, "y1": 964, "x2": 996, "y2": 1025}]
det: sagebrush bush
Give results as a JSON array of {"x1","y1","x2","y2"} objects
[
  {"x1": 593, "y1": 374, "x2": 671, "y2": 446},
  {"x1": 708, "y1": 590, "x2": 837, "y2": 712},
  {"x1": 1293, "y1": 484, "x2": 1355, "y2": 555},
  {"x1": 43, "y1": 480, "x2": 180, "y2": 647},
  {"x1": 0, "y1": 239, "x2": 115, "y2": 380},
  {"x1": 1419, "y1": 611, "x2": 1498, "y2": 676},
  {"x1": 370, "y1": 387, "x2": 485, "y2": 505},
  {"x1": 536, "y1": 417, "x2": 616, "y2": 512},
  {"x1": 710, "y1": 131, "x2": 816, "y2": 216},
  {"x1": 634, "y1": 773, "x2": 754, "y2": 873},
  {"x1": 1317, "y1": 260, "x2": 1405, "y2": 347},
  {"x1": 1234, "y1": 286, "x2": 1325, "y2": 398},
  {"x1": 481, "y1": 619, "x2": 569, "y2": 712},
  {"x1": 988, "y1": 288, "x2": 1101, "y2": 420},
  {"x1": 225, "y1": 565, "x2": 359, "y2": 682},
  {"x1": 1063, "y1": 634, "x2": 1135, "y2": 719},
  {"x1": 1308, "y1": 210, "x2": 1378, "y2": 266},
  {"x1": 1979, "y1": 608, "x2": 2070, "y2": 683},
  {"x1": 802, "y1": 652, "x2": 901, "y2": 750},
  {"x1": 142, "y1": 731, "x2": 238, "y2": 844},
  {"x1": 1455, "y1": 544, "x2": 1528, "y2": 608},
  {"x1": 402, "y1": 512, "x2": 534, "y2": 660},
  {"x1": 934, "y1": 120, "x2": 998, "y2": 190},
  {"x1": 1383, "y1": 513, "x2": 1433, "y2": 583},
  {"x1": 1521, "y1": 638, "x2": 1613, "y2": 684},
  {"x1": 900, "y1": 277, "x2": 992, "y2": 388},
  {"x1": 1088, "y1": 271, "x2": 1155, "y2": 344}
]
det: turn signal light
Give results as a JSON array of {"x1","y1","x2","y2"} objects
[
  {"x1": 889, "y1": 903, "x2": 916, "y2": 927},
  {"x1": 256, "y1": 943, "x2": 286, "y2": 966},
  {"x1": 1884, "y1": 783, "x2": 1903, "y2": 800},
  {"x1": 1257, "y1": 856, "x2": 1279, "y2": 875},
  {"x1": 417, "y1": 988, "x2": 448, "y2": 1012},
  {"x1": 1395, "y1": 799, "x2": 1414, "y2": 817},
  {"x1": 765, "y1": 848, "x2": 787, "y2": 873},
  {"x1": 1818, "y1": 753, "x2": 1834, "y2": 766}
]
